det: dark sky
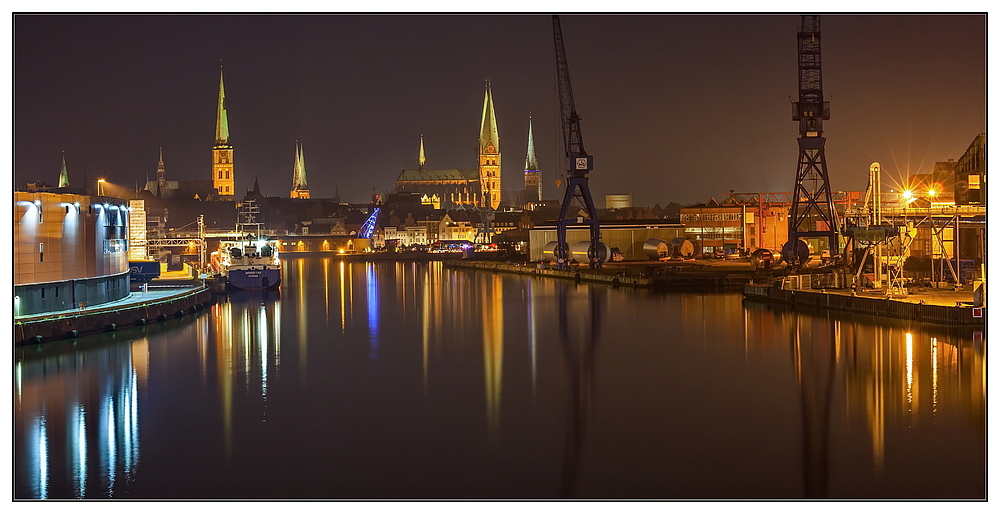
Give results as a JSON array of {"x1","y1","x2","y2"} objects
[{"x1": 14, "y1": 14, "x2": 985, "y2": 207}]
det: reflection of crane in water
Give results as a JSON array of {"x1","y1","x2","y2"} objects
[
  {"x1": 790, "y1": 312, "x2": 838, "y2": 498},
  {"x1": 557, "y1": 282, "x2": 602, "y2": 498}
]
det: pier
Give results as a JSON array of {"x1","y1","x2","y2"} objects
[
  {"x1": 743, "y1": 283, "x2": 984, "y2": 326},
  {"x1": 14, "y1": 276, "x2": 215, "y2": 345}
]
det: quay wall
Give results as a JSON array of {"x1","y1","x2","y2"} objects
[
  {"x1": 743, "y1": 285, "x2": 985, "y2": 326},
  {"x1": 14, "y1": 287, "x2": 214, "y2": 345},
  {"x1": 445, "y1": 260, "x2": 653, "y2": 287}
]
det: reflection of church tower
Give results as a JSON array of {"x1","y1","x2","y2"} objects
[
  {"x1": 479, "y1": 81, "x2": 501, "y2": 210},
  {"x1": 290, "y1": 139, "x2": 310, "y2": 199},
  {"x1": 212, "y1": 67, "x2": 235, "y2": 198},
  {"x1": 524, "y1": 115, "x2": 541, "y2": 202},
  {"x1": 58, "y1": 151, "x2": 70, "y2": 188},
  {"x1": 156, "y1": 147, "x2": 166, "y2": 189}
]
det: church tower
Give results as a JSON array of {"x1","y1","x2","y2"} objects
[
  {"x1": 156, "y1": 147, "x2": 166, "y2": 188},
  {"x1": 478, "y1": 81, "x2": 501, "y2": 210},
  {"x1": 290, "y1": 139, "x2": 311, "y2": 199},
  {"x1": 523, "y1": 115, "x2": 541, "y2": 203},
  {"x1": 212, "y1": 67, "x2": 235, "y2": 198},
  {"x1": 418, "y1": 134, "x2": 426, "y2": 172},
  {"x1": 58, "y1": 151, "x2": 70, "y2": 188}
]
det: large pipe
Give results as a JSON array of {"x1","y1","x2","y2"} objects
[
  {"x1": 542, "y1": 241, "x2": 571, "y2": 262},
  {"x1": 643, "y1": 238, "x2": 672, "y2": 260},
  {"x1": 671, "y1": 238, "x2": 696, "y2": 259},
  {"x1": 572, "y1": 241, "x2": 610, "y2": 264}
]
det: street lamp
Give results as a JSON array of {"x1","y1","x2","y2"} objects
[{"x1": 98, "y1": 178, "x2": 106, "y2": 196}]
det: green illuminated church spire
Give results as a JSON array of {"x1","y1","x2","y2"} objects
[
  {"x1": 212, "y1": 65, "x2": 235, "y2": 197},
  {"x1": 58, "y1": 151, "x2": 70, "y2": 188},
  {"x1": 478, "y1": 80, "x2": 501, "y2": 210}
]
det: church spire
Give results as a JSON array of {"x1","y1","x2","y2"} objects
[
  {"x1": 525, "y1": 115, "x2": 538, "y2": 171},
  {"x1": 157, "y1": 147, "x2": 166, "y2": 187},
  {"x1": 418, "y1": 134, "x2": 426, "y2": 172},
  {"x1": 212, "y1": 65, "x2": 235, "y2": 197},
  {"x1": 215, "y1": 67, "x2": 229, "y2": 144},
  {"x1": 479, "y1": 81, "x2": 500, "y2": 154},
  {"x1": 290, "y1": 139, "x2": 311, "y2": 199},
  {"x1": 523, "y1": 115, "x2": 541, "y2": 203},
  {"x1": 58, "y1": 151, "x2": 70, "y2": 188},
  {"x1": 478, "y1": 80, "x2": 502, "y2": 210}
]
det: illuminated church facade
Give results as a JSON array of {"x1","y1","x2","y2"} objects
[{"x1": 394, "y1": 82, "x2": 502, "y2": 211}]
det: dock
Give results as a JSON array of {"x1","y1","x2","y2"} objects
[
  {"x1": 444, "y1": 259, "x2": 760, "y2": 289},
  {"x1": 14, "y1": 272, "x2": 216, "y2": 345},
  {"x1": 743, "y1": 284, "x2": 984, "y2": 326}
]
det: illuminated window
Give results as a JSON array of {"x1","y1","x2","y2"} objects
[{"x1": 969, "y1": 174, "x2": 981, "y2": 189}]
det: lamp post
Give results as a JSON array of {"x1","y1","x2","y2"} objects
[{"x1": 98, "y1": 178, "x2": 106, "y2": 196}]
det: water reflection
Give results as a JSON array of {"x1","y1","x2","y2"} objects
[
  {"x1": 14, "y1": 260, "x2": 985, "y2": 499},
  {"x1": 15, "y1": 337, "x2": 143, "y2": 498},
  {"x1": 557, "y1": 281, "x2": 602, "y2": 498},
  {"x1": 744, "y1": 301, "x2": 986, "y2": 498}
]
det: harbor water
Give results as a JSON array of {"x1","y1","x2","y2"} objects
[{"x1": 14, "y1": 258, "x2": 985, "y2": 499}]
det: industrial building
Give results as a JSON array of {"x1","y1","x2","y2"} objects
[
  {"x1": 529, "y1": 221, "x2": 685, "y2": 261},
  {"x1": 15, "y1": 191, "x2": 131, "y2": 316}
]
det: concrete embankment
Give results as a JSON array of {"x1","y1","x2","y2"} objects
[
  {"x1": 743, "y1": 284, "x2": 985, "y2": 326},
  {"x1": 445, "y1": 260, "x2": 654, "y2": 287},
  {"x1": 14, "y1": 286, "x2": 215, "y2": 345}
]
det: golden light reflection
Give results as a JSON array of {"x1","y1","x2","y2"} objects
[
  {"x1": 297, "y1": 260, "x2": 308, "y2": 383},
  {"x1": 482, "y1": 274, "x2": 504, "y2": 438},
  {"x1": 339, "y1": 261, "x2": 346, "y2": 333},
  {"x1": 906, "y1": 333, "x2": 913, "y2": 414},
  {"x1": 323, "y1": 257, "x2": 330, "y2": 326},
  {"x1": 931, "y1": 337, "x2": 938, "y2": 417},
  {"x1": 422, "y1": 265, "x2": 431, "y2": 394},
  {"x1": 214, "y1": 300, "x2": 234, "y2": 460}
]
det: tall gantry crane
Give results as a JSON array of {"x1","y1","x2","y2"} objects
[
  {"x1": 553, "y1": 15, "x2": 602, "y2": 270},
  {"x1": 782, "y1": 15, "x2": 840, "y2": 269}
]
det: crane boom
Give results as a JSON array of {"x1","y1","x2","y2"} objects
[
  {"x1": 553, "y1": 16, "x2": 588, "y2": 165},
  {"x1": 552, "y1": 15, "x2": 601, "y2": 269}
]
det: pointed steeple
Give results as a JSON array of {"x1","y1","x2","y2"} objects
[
  {"x1": 215, "y1": 67, "x2": 229, "y2": 144},
  {"x1": 418, "y1": 134, "x2": 426, "y2": 172},
  {"x1": 58, "y1": 151, "x2": 70, "y2": 188},
  {"x1": 289, "y1": 139, "x2": 310, "y2": 199},
  {"x1": 297, "y1": 139, "x2": 308, "y2": 188},
  {"x1": 479, "y1": 81, "x2": 500, "y2": 154},
  {"x1": 523, "y1": 115, "x2": 542, "y2": 203},
  {"x1": 157, "y1": 147, "x2": 166, "y2": 187},
  {"x1": 478, "y1": 80, "x2": 502, "y2": 210},
  {"x1": 212, "y1": 65, "x2": 235, "y2": 197},
  {"x1": 525, "y1": 116, "x2": 538, "y2": 171}
]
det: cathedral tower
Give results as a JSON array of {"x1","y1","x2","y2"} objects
[
  {"x1": 523, "y1": 116, "x2": 541, "y2": 202},
  {"x1": 290, "y1": 139, "x2": 311, "y2": 199},
  {"x1": 478, "y1": 81, "x2": 501, "y2": 210},
  {"x1": 212, "y1": 67, "x2": 235, "y2": 198}
]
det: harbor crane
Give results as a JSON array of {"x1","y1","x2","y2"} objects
[
  {"x1": 783, "y1": 15, "x2": 841, "y2": 270},
  {"x1": 552, "y1": 15, "x2": 602, "y2": 270}
]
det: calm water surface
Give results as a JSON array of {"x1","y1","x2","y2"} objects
[{"x1": 14, "y1": 258, "x2": 986, "y2": 499}]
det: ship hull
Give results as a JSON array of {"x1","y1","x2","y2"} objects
[{"x1": 226, "y1": 267, "x2": 282, "y2": 291}]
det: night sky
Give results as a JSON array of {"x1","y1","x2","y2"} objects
[{"x1": 14, "y1": 14, "x2": 986, "y2": 207}]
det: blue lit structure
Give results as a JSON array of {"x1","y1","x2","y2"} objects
[{"x1": 359, "y1": 208, "x2": 380, "y2": 239}]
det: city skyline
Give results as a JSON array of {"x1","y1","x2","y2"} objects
[{"x1": 14, "y1": 14, "x2": 986, "y2": 206}]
